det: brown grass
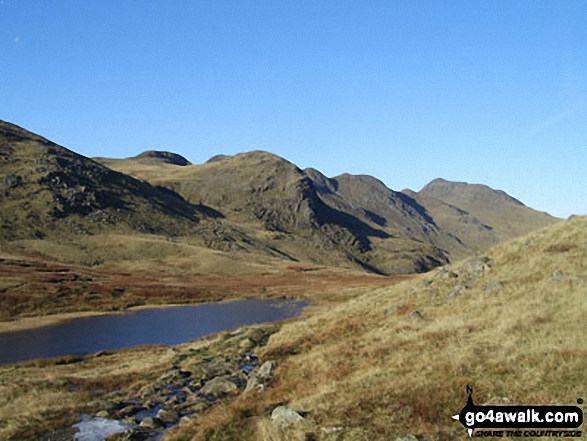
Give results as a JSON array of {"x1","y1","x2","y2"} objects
[{"x1": 168, "y1": 216, "x2": 587, "y2": 440}]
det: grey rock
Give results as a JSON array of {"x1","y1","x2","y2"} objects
[
  {"x1": 437, "y1": 268, "x2": 458, "y2": 279},
  {"x1": 447, "y1": 291, "x2": 459, "y2": 300},
  {"x1": 485, "y1": 280, "x2": 503, "y2": 294},
  {"x1": 200, "y1": 375, "x2": 238, "y2": 397},
  {"x1": 409, "y1": 310, "x2": 423, "y2": 319},
  {"x1": 394, "y1": 436, "x2": 419, "y2": 441},
  {"x1": 244, "y1": 376, "x2": 264, "y2": 393},
  {"x1": 271, "y1": 406, "x2": 305, "y2": 428},
  {"x1": 256, "y1": 360, "x2": 277, "y2": 381},
  {"x1": 468, "y1": 256, "x2": 492, "y2": 273},
  {"x1": 138, "y1": 385, "x2": 158, "y2": 399},
  {"x1": 139, "y1": 417, "x2": 163, "y2": 429},
  {"x1": 95, "y1": 410, "x2": 110, "y2": 418},
  {"x1": 156, "y1": 409, "x2": 180, "y2": 424},
  {"x1": 552, "y1": 270, "x2": 564, "y2": 282},
  {"x1": 321, "y1": 426, "x2": 345, "y2": 434},
  {"x1": 116, "y1": 404, "x2": 142, "y2": 418}
]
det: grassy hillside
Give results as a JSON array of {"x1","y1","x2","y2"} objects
[{"x1": 167, "y1": 215, "x2": 587, "y2": 440}]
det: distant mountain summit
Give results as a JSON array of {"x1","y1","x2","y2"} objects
[
  {"x1": 402, "y1": 178, "x2": 558, "y2": 253},
  {"x1": 419, "y1": 178, "x2": 525, "y2": 208},
  {"x1": 134, "y1": 150, "x2": 191, "y2": 166}
]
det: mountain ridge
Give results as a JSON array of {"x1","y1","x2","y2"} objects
[{"x1": 0, "y1": 120, "x2": 560, "y2": 275}]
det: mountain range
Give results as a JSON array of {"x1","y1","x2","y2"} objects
[{"x1": 1, "y1": 120, "x2": 558, "y2": 275}]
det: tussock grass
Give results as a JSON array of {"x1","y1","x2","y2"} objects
[{"x1": 173, "y1": 216, "x2": 587, "y2": 440}]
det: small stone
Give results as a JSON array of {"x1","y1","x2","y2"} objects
[
  {"x1": 138, "y1": 385, "x2": 158, "y2": 399},
  {"x1": 139, "y1": 417, "x2": 163, "y2": 429},
  {"x1": 156, "y1": 409, "x2": 180, "y2": 424},
  {"x1": 321, "y1": 426, "x2": 345, "y2": 434},
  {"x1": 468, "y1": 256, "x2": 492, "y2": 273},
  {"x1": 485, "y1": 280, "x2": 503, "y2": 295},
  {"x1": 95, "y1": 410, "x2": 110, "y2": 418},
  {"x1": 447, "y1": 291, "x2": 459, "y2": 300},
  {"x1": 409, "y1": 310, "x2": 423, "y2": 319},
  {"x1": 394, "y1": 436, "x2": 419, "y2": 441},
  {"x1": 552, "y1": 270, "x2": 564, "y2": 282},
  {"x1": 121, "y1": 416, "x2": 138, "y2": 426},
  {"x1": 271, "y1": 406, "x2": 305, "y2": 428}
]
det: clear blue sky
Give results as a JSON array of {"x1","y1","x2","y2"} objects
[{"x1": 1, "y1": 1, "x2": 585, "y2": 218}]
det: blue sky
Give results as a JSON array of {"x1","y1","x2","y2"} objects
[{"x1": 1, "y1": 1, "x2": 585, "y2": 218}]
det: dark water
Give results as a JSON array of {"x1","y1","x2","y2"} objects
[{"x1": 0, "y1": 299, "x2": 307, "y2": 364}]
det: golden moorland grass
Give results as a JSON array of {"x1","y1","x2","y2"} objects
[
  {"x1": 165, "y1": 216, "x2": 587, "y2": 441},
  {"x1": 0, "y1": 217, "x2": 584, "y2": 441}
]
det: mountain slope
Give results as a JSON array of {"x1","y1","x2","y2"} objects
[
  {"x1": 306, "y1": 169, "x2": 471, "y2": 260},
  {"x1": 0, "y1": 121, "x2": 217, "y2": 240},
  {"x1": 98, "y1": 151, "x2": 450, "y2": 274},
  {"x1": 404, "y1": 178, "x2": 559, "y2": 252}
]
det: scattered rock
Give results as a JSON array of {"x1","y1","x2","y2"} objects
[
  {"x1": 271, "y1": 406, "x2": 305, "y2": 428},
  {"x1": 468, "y1": 256, "x2": 492, "y2": 273},
  {"x1": 244, "y1": 360, "x2": 277, "y2": 393},
  {"x1": 116, "y1": 404, "x2": 142, "y2": 418},
  {"x1": 447, "y1": 291, "x2": 459, "y2": 300},
  {"x1": 139, "y1": 417, "x2": 163, "y2": 430},
  {"x1": 95, "y1": 410, "x2": 110, "y2": 418},
  {"x1": 409, "y1": 310, "x2": 423, "y2": 319},
  {"x1": 200, "y1": 375, "x2": 239, "y2": 397},
  {"x1": 321, "y1": 426, "x2": 345, "y2": 434},
  {"x1": 394, "y1": 436, "x2": 419, "y2": 441},
  {"x1": 156, "y1": 409, "x2": 179, "y2": 424},
  {"x1": 485, "y1": 280, "x2": 503, "y2": 295},
  {"x1": 138, "y1": 385, "x2": 158, "y2": 399},
  {"x1": 256, "y1": 360, "x2": 277, "y2": 381},
  {"x1": 552, "y1": 270, "x2": 564, "y2": 282},
  {"x1": 437, "y1": 268, "x2": 458, "y2": 279}
]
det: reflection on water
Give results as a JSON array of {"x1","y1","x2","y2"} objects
[{"x1": 0, "y1": 299, "x2": 308, "y2": 364}]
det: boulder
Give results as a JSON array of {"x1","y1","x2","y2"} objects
[
  {"x1": 139, "y1": 417, "x2": 163, "y2": 430},
  {"x1": 256, "y1": 360, "x2": 277, "y2": 381},
  {"x1": 156, "y1": 409, "x2": 180, "y2": 424},
  {"x1": 200, "y1": 375, "x2": 239, "y2": 397},
  {"x1": 271, "y1": 406, "x2": 305, "y2": 428}
]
